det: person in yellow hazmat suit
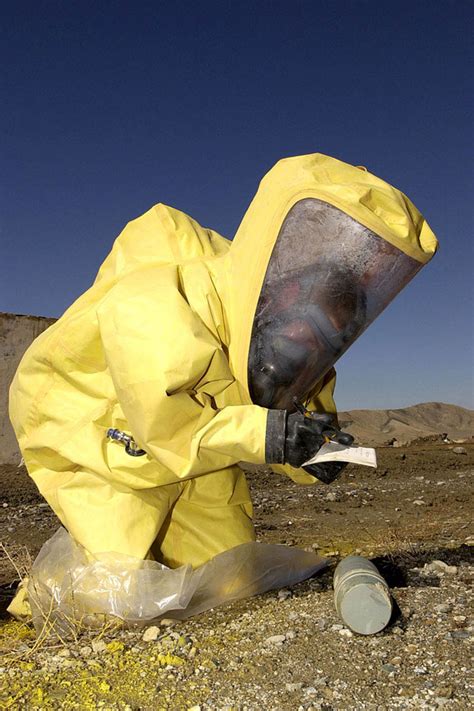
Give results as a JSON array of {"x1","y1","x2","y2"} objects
[{"x1": 8, "y1": 153, "x2": 437, "y2": 620}]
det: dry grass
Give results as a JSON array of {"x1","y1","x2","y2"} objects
[
  {"x1": 0, "y1": 541, "x2": 32, "y2": 583},
  {"x1": 0, "y1": 541, "x2": 123, "y2": 666},
  {"x1": 359, "y1": 524, "x2": 425, "y2": 566}
]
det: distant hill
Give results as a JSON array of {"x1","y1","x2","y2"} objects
[{"x1": 338, "y1": 402, "x2": 474, "y2": 445}]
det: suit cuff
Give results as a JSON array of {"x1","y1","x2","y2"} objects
[{"x1": 265, "y1": 409, "x2": 287, "y2": 464}]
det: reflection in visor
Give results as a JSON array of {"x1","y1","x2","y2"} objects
[{"x1": 248, "y1": 199, "x2": 421, "y2": 410}]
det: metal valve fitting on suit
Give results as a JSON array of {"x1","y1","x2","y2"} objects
[{"x1": 106, "y1": 428, "x2": 147, "y2": 457}]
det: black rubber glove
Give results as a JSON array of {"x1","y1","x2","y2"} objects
[
  {"x1": 265, "y1": 409, "x2": 354, "y2": 484},
  {"x1": 302, "y1": 461, "x2": 348, "y2": 485},
  {"x1": 285, "y1": 411, "x2": 353, "y2": 467}
]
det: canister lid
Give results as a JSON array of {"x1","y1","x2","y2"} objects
[{"x1": 339, "y1": 582, "x2": 392, "y2": 635}]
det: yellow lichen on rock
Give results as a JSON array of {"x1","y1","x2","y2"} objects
[{"x1": 157, "y1": 652, "x2": 185, "y2": 666}]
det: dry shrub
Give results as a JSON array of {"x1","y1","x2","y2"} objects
[
  {"x1": 0, "y1": 541, "x2": 122, "y2": 663},
  {"x1": 0, "y1": 541, "x2": 32, "y2": 583}
]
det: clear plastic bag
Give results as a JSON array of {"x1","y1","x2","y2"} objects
[{"x1": 28, "y1": 528, "x2": 327, "y2": 635}]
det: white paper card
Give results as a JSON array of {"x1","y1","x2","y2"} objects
[{"x1": 303, "y1": 441, "x2": 377, "y2": 468}]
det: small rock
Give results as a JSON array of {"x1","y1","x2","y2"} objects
[
  {"x1": 452, "y1": 446, "x2": 467, "y2": 455},
  {"x1": 321, "y1": 687, "x2": 334, "y2": 700},
  {"x1": 278, "y1": 589, "x2": 291, "y2": 601},
  {"x1": 92, "y1": 639, "x2": 107, "y2": 653},
  {"x1": 449, "y1": 630, "x2": 470, "y2": 640},
  {"x1": 79, "y1": 645, "x2": 92, "y2": 658},
  {"x1": 330, "y1": 624, "x2": 344, "y2": 631},
  {"x1": 2, "y1": 503, "x2": 8, "y2": 508},
  {"x1": 325, "y1": 492, "x2": 338, "y2": 502},
  {"x1": 159, "y1": 618, "x2": 176, "y2": 627},
  {"x1": 264, "y1": 634, "x2": 286, "y2": 645},
  {"x1": 61, "y1": 659, "x2": 76, "y2": 668},
  {"x1": 315, "y1": 618, "x2": 328, "y2": 631},
  {"x1": 339, "y1": 628, "x2": 353, "y2": 637},
  {"x1": 435, "y1": 686, "x2": 453, "y2": 699},
  {"x1": 286, "y1": 682, "x2": 303, "y2": 692},
  {"x1": 412, "y1": 499, "x2": 426, "y2": 506},
  {"x1": 382, "y1": 663, "x2": 398, "y2": 673},
  {"x1": 285, "y1": 630, "x2": 296, "y2": 640},
  {"x1": 435, "y1": 604, "x2": 452, "y2": 614},
  {"x1": 142, "y1": 626, "x2": 160, "y2": 642},
  {"x1": 414, "y1": 666, "x2": 428, "y2": 675},
  {"x1": 424, "y1": 560, "x2": 458, "y2": 575}
]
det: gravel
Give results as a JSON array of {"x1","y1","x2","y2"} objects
[
  {"x1": 1, "y1": 445, "x2": 473, "y2": 709},
  {"x1": 2, "y1": 556, "x2": 472, "y2": 709}
]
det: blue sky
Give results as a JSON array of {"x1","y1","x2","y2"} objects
[{"x1": 1, "y1": 1, "x2": 473, "y2": 410}]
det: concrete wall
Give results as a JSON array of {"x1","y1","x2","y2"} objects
[{"x1": 0, "y1": 312, "x2": 56, "y2": 465}]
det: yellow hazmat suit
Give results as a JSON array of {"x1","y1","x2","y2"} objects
[{"x1": 9, "y1": 153, "x2": 437, "y2": 574}]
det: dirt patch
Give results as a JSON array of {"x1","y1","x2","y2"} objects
[
  {"x1": 246, "y1": 443, "x2": 474, "y2": 556},
  {"x1": 1, "y1": 443, "x2": 473, "y2": 709}
]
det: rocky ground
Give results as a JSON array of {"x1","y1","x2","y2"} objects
[{"x1": 0, "y1": 442, "x2": 473, "y2": 710}]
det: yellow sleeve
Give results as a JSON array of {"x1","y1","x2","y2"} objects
[
  {"x1": 306, "y1": 367, "x2": 338, "y2": 423},
  {"x1": 97, "y1": 266, "x2": 268, "y2": 485}
]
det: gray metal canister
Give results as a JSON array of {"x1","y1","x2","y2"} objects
[{"x1": 333, "y1": 556, "x2": 392, "y2": 635}]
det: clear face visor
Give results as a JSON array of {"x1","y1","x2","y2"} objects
[{"x1": 248, "y1": 199, "x2": 422, "y2": 410}]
